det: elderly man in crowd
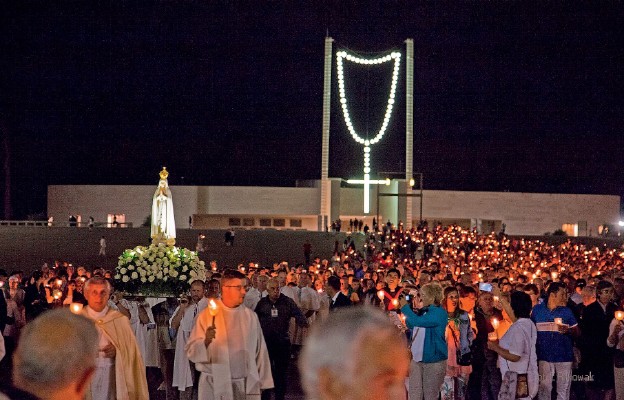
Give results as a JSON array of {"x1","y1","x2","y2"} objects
[
  {"x1": 170, "y1": 279, "x2": 205, "y2": 399},
  {"x1": 299, "y1": 306, "x2": 409, "y2": 400},
  {"x1": 256, "y1": 278, "x2": 308, "y2": 400},
  {"x1": 1, "y1": 309, "x2": 99, "y2": 400},
  {"x1": 186, "y1": 269, "x2": 273, "y2": 399},
  {"x1": 82, "y1": 276, "x2": 148, "y2": 400}
]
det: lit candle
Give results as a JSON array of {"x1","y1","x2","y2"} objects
[
  {"x1": 377, "y1": 291, "x2": 385, "y2": 301},
  {"x1": 53, "y1": 289, "x2": 62, "y2": 300},
  {"x1": 551, "y1": 272, "x2": 558, "y2": 280},
  {"x1": 392, "y1": 299, "x2": 399, "y2": 307},
  {"x1": 70, "y1": 302, "x2": 83, "y2": 314},
  {"x1": 616, "y1": 311, "x2": 624, "y2": 321},
  {"x1": 493, "y1": 296, "x2": 500, "y2": 303},
  {"x1": 208, "y1": 299, "x2": 219, "y2": 327},
  {"x1": 488, "y1": 332, "x2": 498, "y2": 341},
  {"x1": 554, "y1": 317, "x2": 563, "y2": 325},
  {"x1": 491, "y1": 318, "x2": 500, "y2": 330}
]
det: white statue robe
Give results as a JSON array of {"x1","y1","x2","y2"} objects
[
  {"x1": 185, "y1": 300, "x2": 273, "y2": 400},
  {"x1": 170, "y1": 302, "x2": 201, "y2": 391},
  {"x1": 151, "y1": 179, "x2": 176, "y2": 241}
]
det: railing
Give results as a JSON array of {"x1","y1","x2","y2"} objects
[{"x1": 0, "y1": 220, "x2": 133, "y2": 228}]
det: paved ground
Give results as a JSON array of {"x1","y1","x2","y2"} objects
[{"x1": 0, "y1": 226, "x2": 363, "y2": 273}]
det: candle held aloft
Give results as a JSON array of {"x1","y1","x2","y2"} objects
[
  {"x1": 491, "y1": 318, "x2": 500, "y2": 329},
  {"x1": 377, "y1": 290, "x2": 385, "y2": 300},
  {"x1": 616, "y1": 311, "x2": 624, "y2": 321}
]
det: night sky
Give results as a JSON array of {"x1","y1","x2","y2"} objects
[{"x1": 1, "y1": 1, "x2": 623, "y2": 219}]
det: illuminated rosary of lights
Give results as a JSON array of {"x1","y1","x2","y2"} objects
[{"x1": 336, "y1": 50, "x2": 401, "y2": 146}]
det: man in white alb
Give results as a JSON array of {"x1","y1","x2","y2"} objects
[
  {"x1": 186, "y1": 270, "x2": 273, "y2": 399},
  {"x1": 170, "y1": 280, "x2": 205, "y2": 399}
]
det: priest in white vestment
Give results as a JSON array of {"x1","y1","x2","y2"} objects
[
  {"x1": 186, "y1": 270, "x2": 273, "y2": 400},
  {"x1": 82, "y1": 277, "x2": 149, "y2": 400}
]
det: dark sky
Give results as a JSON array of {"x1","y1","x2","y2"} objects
[{"x1": 1, "y1": 1, "x2": 624, "y2": 219}]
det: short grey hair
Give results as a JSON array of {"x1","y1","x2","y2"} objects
[
  {"x1": 84, "y1": 276, "x2": 112, "y2": 294},
  {"x1": 13, "y1": 309, "x2": 99, "y2": 396},
  {"x1": 299, "y1": 307, "x2": 406, "y2": 400}
]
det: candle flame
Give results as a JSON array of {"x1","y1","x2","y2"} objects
[
  {"x1": 70, "y1": 302, "x2": 83, "y2": 314},
  {"x1": 209, "y1": 299, "x2": 219, "y2": 317},
  {"x1": 377, "y1": 290, "x2": 385, "y2": 300},
  {"x1": 616, "y1": 311, "x2": 624, "y2": 321}
]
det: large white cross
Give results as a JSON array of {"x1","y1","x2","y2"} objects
[{"x1": 347, "y1": 174, "x2": 390, "y2": 214}]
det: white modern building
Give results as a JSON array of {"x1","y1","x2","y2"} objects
[{"x1": 47, "y1": 182, "x2": 619, "y2": 236}]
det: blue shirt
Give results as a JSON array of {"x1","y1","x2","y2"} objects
[
  {"x1": 530, "y1": 302, "x2": 577, "y2": 362},
  {"x1": 401, "y1": 304, "x2": 448, "y2": 363}
]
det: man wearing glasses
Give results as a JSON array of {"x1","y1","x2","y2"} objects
[{"x1": 187, "y1": 269, "x2": 273, "y2": 400}]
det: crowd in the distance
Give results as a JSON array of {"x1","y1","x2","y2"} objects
[{"x1": 2, "y1": 222, "x2": 624, "y2": 400}]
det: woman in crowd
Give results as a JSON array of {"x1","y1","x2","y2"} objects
[
  {"x1": 400, "y1": 282, "x2": 448, "y2": 400},
  {"x1": 487, "y1": 291, "x2": 538, "y2": 400},
  {"x1": 441, "y1": 286, "x2": 474, "y2": 400}
]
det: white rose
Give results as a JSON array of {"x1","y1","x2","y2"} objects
[
  {"x1": 182, "y1": 265, "x2": 188, "y2": 272},
  {"x1": 170, "y1": 270, "x2": 178, "y2": 278},
  {"x1": 148, "y1": 256, "x2": 155, "y2": 262},
  {"x1": 114, "y1": 274, "x2": 121, "y2": 280},
  {"x1": 156, "y1": 272, "x2": 163, "y2": 279},
  {"x1": 128, "y1": 265, "x2": 135, "y2": 271},
  {"x1": 141, "y1": 277, "x2": 147, "y2": 283},
  {"x1": 190, "y1": 270, "x2": 197, "y2": 278},
  {"x1": 131, "y1": 272, "x2": 138, "y2": 279},
  {"x1": 158, "y1": 252, "x2": 165, "y2": 258},
  {"x1": 163, "y1": 268, "x2": 169, "y2": 275},
  {"x1": 122, "y1": 276, "x2": 130, "y2": 283},
  {"x1": 163, "y1": 259, "x2": 170, "y2": 267},
  {"x1": 148, "y1": 276, "x2": 155, "y2": 282},
  {"x1": 180, "y1": 275, "x2": 187, "y2": 281},
  {"x1": 120, "y1": 268, "x2": 127, "y2": 275}
]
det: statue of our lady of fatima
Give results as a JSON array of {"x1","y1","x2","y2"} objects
[{"x1": 151, "y1": 167, "x2": 176, "y2": 245}]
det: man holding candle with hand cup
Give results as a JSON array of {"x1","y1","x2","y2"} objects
[
  {"x1": 186, "y1": 269, "x2": 273, "y2": 400},
  {"x1": 607, "y1": 309, "x2": 624, "y2": 400},
  {"x1": 530, "y1": 281, "x2": 578, "y2": 400}
]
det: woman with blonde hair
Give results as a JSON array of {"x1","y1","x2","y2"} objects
[{"x1": 400, "y1": 283, "x2": 448, "y2": 400}]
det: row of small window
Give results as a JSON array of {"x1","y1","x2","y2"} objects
[{"x1": 228, "y1": 218, "x2": 302, "y2": 228}]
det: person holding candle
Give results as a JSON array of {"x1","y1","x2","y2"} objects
[
  {"x1": 607, "y1": 310, "x2": 624, "y2": 400},
  {"x1": 472, "y1": 290, "x2": 504, "y2": 400},
  {"x1": 82, "y1": 276, "x2": 148, "y2": 400},
  {"x1": 487, "y1": 291, "x2": 538, "y2": 400},
  {"x1": 440, "y1": 286, "x2": 474, "y2": 400},
  {"x1": 399, "y1": 282, "x2": 448, "y2": 400},
  {"x1": 186, "y1": 269, "x2": 273, "y2": 400},
  {"x1": 530, "y1": 281, "x2": 578, "y2": 400}
]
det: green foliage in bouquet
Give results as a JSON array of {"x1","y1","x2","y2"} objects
[{"x1": 114, "y1": 243, "x2": 206, "y2": 296}]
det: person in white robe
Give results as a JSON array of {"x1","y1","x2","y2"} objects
[
  {"x1": 82, "y1": 277, "x2": 148, "y2": 400},
  {"x1": 290, "y1": 272, "x2": 320, "y2": 348},
  {"x1": 170, "y1": 280, "x2": 205, "y2": 399},
  {"x1": 186, "y1": 270, "x2": 273, "y2": 400},
  {"x1": 126, "y1": 298, "x2": 160, "y2": 368}
]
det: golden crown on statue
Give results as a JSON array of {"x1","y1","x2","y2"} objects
[{"x1": 159, "y1": 167, "x2": 169, "y2": 180}]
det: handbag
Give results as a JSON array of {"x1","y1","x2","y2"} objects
[
  {"x1": 449, "y1": 322, "x2": 472, "y2": 366},
  {"x1": 498, "y1": 322, "x2": 534, "y2": 400}
]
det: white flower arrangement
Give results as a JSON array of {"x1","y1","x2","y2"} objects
[{"x1": 114, "y1": 243, "x2": 206, "y2": 296}]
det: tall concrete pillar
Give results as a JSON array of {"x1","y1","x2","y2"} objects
[
  {"x1": 319, "y1": 37, "x2": 333, "y2": 231},
  {"x1": 405, "y1": 39, "x2": 414, "y2": 228}
]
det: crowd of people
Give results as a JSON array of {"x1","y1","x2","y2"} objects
[{"x1": 2, "y1": 222, "x2": 624, "y2": 400}]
